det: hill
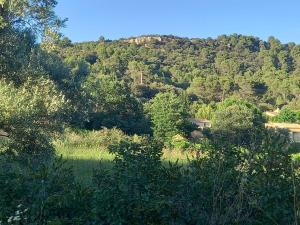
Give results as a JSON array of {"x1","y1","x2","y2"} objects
[{"x1": 59, "y1": 34, "x2": 300, "y2": 110}]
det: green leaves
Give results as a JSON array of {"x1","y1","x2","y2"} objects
[
  {"x1": 210, "y1": 97, "x2": 265, "y2": 147},
  {"x1": 1, "y1": 0, "x2": 63, "y2": 32},
  {"x1": 0, "y1": 78, "x2": 67, "y2": 157},
  {"x1": 0, "y1": 157, "x2": 93, "y2": 224},
  {"x1": 148, "y1": 91, "x2": 190, "y2": 144},
  {"x1": 274, "y1": 107, "x2": 298, "y2": 123},
  {"x1": 84, "y1": 76, "x2": 150, "y2": 134}
]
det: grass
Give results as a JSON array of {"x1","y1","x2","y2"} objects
[
  {"x1": 55, "y1": 145, "x2": 114, "y2": 184},
  {"x1": 52, "y1": 128, "x2": 300, "y2": 184},
  {"x1": 55, "y1": 144, "x2": 192, "y2": 184},
  {"x1": 57, "y1": 143, "x2": 300, "y2": 185},
  {"x1": 54, "y1": 128, "x2": 193, "y2": 183}
]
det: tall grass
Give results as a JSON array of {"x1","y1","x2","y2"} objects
[
  {"x1": 53, "y1": 128, "x2": 193, "y2": 183},
  {"x1": 55, "y1": 145, "x2": 113, "y2": 184}
]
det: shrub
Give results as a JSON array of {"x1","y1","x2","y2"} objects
[
  {"x1": 92, "y1": 131, "x2": 300, "y2": 225},
  {"x1": 0, "y1": 156, "x2": 93, "y2": 224},
  {"x1": 92, "y1": 137, "x2": 180, "y2": 225},
  {"x1": 54, "y1": 127, "x2": 128, "y2": 150},
  {"x1": 274, "y1": 107, "x2": 297, "y2": 123},
  {"x1": 1, "y1": 130, "x2": 298, "y2": 225},
  {"x1": 171, "y1": 134, "x2": 192, "y2": 151}
]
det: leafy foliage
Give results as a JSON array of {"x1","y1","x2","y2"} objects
[
  {"x1": 0, "y1": 0, "x2": 63, "y2": 31},
  {"x1": 213, "y1": 97, "x2": 265, "y2": 131},
  {"x1": 93, "y1": 137, "x2": 168, "y2": 225},
  {"x1": 90, "y1": 132, "x2": 300, "y2": 225},
  {"x1": 208, "y1": 98, "x2": 266, "y2": 147},
  {"x1": 84, "y1": 76, "x2": 150, "y2": 134},
  {"x1": 0, "y1": 1, "x2": 299, "y2": 224},
  {"x1": 59, "y1": 34, "x2": 300, "y2": 110},
  {"x1": 0, "y1": 78, "x2": 67, "y2": 158},
  {"x1": 147, "y1": 91, "x2": 191, "y2": 144},
  {"x1": 0, "y1": 156, "x2": 92, "y2": 224},
  {"x1": 274, "y1": 107, "x2": 298, "y2": 123}
]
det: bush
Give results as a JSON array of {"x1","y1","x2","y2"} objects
[
  {"x1": 0, "y1": 156, "x2": 93, "y2": 224},
  {"x1": 54, "y1": 127, "x2": 128, "y2": 150},
  {"x1": 170, "y1": 134, "x2": 192, "y2": 151},
  {"x1": 92, "y1": 137, "x2": 180, "y2": 225},
  {"x1": 273, "y1": 107, "x2": 298, "y2": 123},
  {"x1": 1, "y1": 131, "x2": 299, "y2": 225},
  {"x1": 91, "y1": 132, "x2": 300, "y2": 225}
]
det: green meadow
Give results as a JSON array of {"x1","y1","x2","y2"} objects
[
  {"x1": 54, "y1": 128, "x2": 300, "y2": 186},
  {"x1": 55, "y1": 140, "x2": 192, "y2": 184}
]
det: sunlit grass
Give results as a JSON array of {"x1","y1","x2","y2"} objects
[
  {"x1": 292, "y1": 152, "x2": 300, "y2": 163},
  {"x1": 161, "y1": 149, "x2": 193, "y2": 164},
  {"x1": 56, "y1": 146, "x2": 114, "y2": 161},
  {"x1": 55, "y1": 145, "x2": 113, "y2": 184},
  {"x1": 55, "y1": 144, "x2": 193, "y2": 184}
]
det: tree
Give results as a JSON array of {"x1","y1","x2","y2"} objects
[
  {"x1": 195, "y1": 104, "x2": 215, "y2": 120},
  {"x1": 148, "y1": 91, "x2": 190, "y2": 144},
  {"x1": 40, "y1": 28, "x2": 63, "y2": 53},
  {"x1": 0, "y1": 78, "x2": 67, "y2": 159},
  {"x1": 213, "y1": 99, "x2": 263, "y2": 130},
  {"x1": 211, "y1": 98, "x2": 265, "y2": 146},
  {"x1": 0, "y1": 0, "x2": 65, "y2": 85},
  {"x1": 188, "y1": 75, "x2": 234, "y2": 103},
  {"x1": 127, "y1": 60, "x2": 153, "y2": 85},
  {"x1": 0, "y1": 0, "x2": 63, "y2": 32},
  {"x1": 84, "y1": 76, "x2": 150, "y2": 134},
  {"x1": 63, "y1": 33, "x2": 300, "y2": 110}
]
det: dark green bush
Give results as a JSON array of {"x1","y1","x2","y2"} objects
[
  {"x1": 92, "y1": 137, "x2": 177, "y2": 225},
  {"x1": 91, "y1": 131, "x2": 300, "y2": 225},
  {"x1": 1, "y1": 131, "x2": 299, "y2": 225},
  {"x1": 0, "y1": 156, "x2": 93, "y2": 225}
]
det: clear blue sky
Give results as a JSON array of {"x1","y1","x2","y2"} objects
[{"x1": 55, "y1": 0, "x2": 300, "y2": 44}]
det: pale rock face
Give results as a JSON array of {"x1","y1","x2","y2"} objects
[{"x1": 123, "y1": 35, "x2": 177, "y2": 45}]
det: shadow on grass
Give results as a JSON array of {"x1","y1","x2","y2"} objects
[
  {"x1": 56, "y1": 146, "x2": 192, "y2": 185},
  {"x1": 63, "y1": 158, "x2": 113, "y2": 185},
  {"x1": 63, "y1": 157, "x2": 190, "y2": 185}
]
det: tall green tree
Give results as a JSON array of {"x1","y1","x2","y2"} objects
[
  {"x1": 148, "y1": 91, "x2": 190, "y2": 144},
  {"x1": 211, "y1": 97, "x2": 265, "y2": 146},
  {"x1": 0, "y1": 78, "x2": 67, "y2": 158},
  {"x1": 0, "y1": 0, "x2": 63, "y2": 31},
  {"x1": 84, "y1": 76, "x2": 150, "y2": 134},
  {"x1": 0, "y1": 0, "x2": 65, "y2": 84}
]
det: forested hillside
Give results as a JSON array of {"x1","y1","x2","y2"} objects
[{"x1": 59, "y1": 34, "x2": 300, "y2": 109}]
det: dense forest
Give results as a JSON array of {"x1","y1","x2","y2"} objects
[
  {"x1": 48, "y1": 31, "x2": 300, "y2": 129},
  {"x1": 0, "y1": 0, "x2": 299, "y2": 224},
  {"x1": 61, "y1": 34, "x2": 300, "y2": 107}
]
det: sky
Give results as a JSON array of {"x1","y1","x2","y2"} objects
[{"x1": 55, "y1": 0, "x2": 300, "y2": 44}]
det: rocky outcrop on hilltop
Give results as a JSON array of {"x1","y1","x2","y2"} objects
[{"x1": 123, "y1": 35, "x2": 183, "y2": 45}]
